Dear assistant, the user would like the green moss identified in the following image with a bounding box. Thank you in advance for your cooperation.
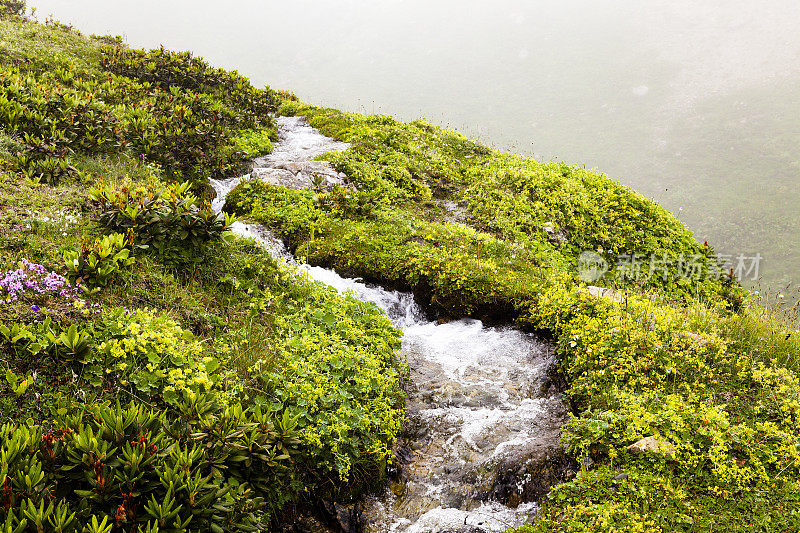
[222,102,800,531]
[0,17,406,529]
[232,127,274,157]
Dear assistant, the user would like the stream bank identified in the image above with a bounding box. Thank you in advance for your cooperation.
[211,116,569,532]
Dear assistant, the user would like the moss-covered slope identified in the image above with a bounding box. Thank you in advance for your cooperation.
[0,11,405,531]
[227,102,800,531]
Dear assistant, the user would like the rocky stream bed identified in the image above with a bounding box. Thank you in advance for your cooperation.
[211,117,569,532]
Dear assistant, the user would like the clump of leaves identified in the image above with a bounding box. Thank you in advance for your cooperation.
[0,398,302,531]
[89,181,235,267]
[100,45,280,130]
[63,232,135,289]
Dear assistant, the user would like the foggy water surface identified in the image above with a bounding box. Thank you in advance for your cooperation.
[29,0,800,290]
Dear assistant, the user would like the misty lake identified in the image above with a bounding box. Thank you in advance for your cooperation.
[30,0,800,293]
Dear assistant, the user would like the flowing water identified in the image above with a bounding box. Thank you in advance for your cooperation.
[210,117,567,532]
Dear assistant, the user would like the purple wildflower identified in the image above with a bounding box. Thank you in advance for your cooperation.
[0,260,81,305]
[31,305,40,312]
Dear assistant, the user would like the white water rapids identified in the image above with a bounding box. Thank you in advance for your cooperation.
[210,116,566,532]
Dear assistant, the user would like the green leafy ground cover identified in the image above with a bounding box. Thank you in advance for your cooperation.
[0,8,405,532]
[3,2,800,531]
[227,102,800,531]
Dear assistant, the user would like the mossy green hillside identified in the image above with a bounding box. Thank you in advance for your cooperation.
[3,4,800,532]
[0,11,405,531]
[227,102,800,531]
[0,13,282,189]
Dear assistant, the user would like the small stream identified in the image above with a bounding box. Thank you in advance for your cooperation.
[210,117,567,533]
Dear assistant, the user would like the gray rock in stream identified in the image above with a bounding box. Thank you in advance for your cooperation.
[250,161,348,191]
[249,168,313,189]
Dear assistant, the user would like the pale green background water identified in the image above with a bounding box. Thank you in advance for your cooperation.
[29,0,800,292]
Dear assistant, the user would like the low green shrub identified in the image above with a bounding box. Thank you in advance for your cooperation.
[224,180,320,244]
[281,101,491,203]
[231,128,274,158]
[0,65,122,183]
[0,398,301,531]
[518,282,800,530]
[0,0,25,18]
[89,181,235,266]
[89,308,220,402]
[63,232,135,289]
[278,101,744,306]
[0,306,218,403]
[249,265,406,490]
[462,155,743,303]
[226,179,561,317]
[0,318,88,362]
[1,34,279,186]
[100,45,279,131]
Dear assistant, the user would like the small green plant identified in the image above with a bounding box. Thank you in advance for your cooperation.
[57,323,92,363]
[4,369,30,397]
[63,232,135,289]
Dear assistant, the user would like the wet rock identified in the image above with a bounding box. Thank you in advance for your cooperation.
[319,501,360,533]
[443,200,469,225]
[542,222,567,244]
[334,503,360,533]
[270,160,349,189]
[627,435,676,458]
[581,285,626,304]
[472,396,572,506]
[250,167,313,189]
[613,472,630,481]
[276,515,328,533]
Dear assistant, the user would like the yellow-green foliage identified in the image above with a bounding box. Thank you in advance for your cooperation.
[521,283,800,531]
[232,128,274,157]
[227,180,562,317]
[281,100,492,202]
[229,103,799,530]
[253,266,405,484]
[0,18,408,527]
[278,101,744,305]
[92,308,217,403]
